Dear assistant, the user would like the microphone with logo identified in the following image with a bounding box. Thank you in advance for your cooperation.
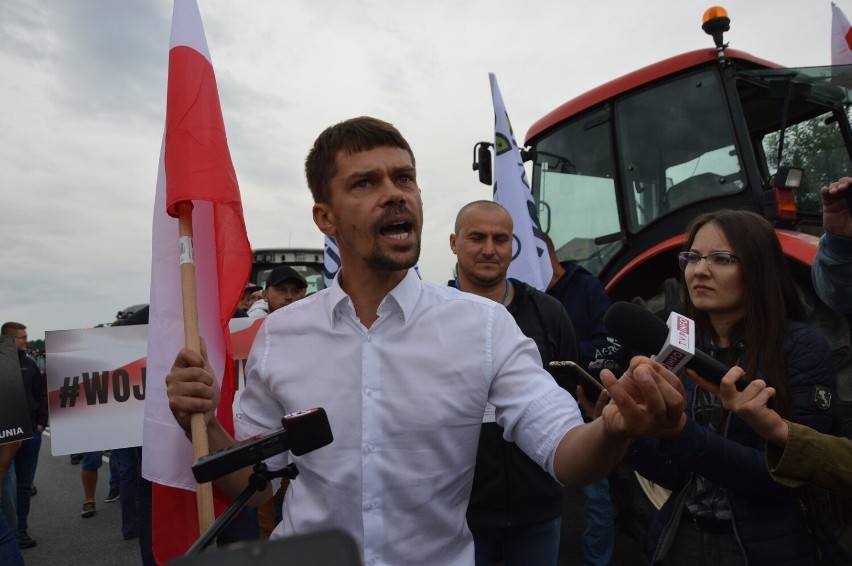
[185,408,333,555]
[603,301,749,391]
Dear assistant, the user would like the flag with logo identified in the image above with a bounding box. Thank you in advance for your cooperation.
[832,2,852,64]
[489,73,552,290]
[141,0,252,562]
[323,235,341,288]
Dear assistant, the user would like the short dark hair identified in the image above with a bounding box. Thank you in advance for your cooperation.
[1,321,26,336]
[304,116,415,204]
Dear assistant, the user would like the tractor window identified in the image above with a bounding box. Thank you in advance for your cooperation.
[759,110,852,214]
[616,69,743,232]
[738,66,852,217]
[531,108,620,276]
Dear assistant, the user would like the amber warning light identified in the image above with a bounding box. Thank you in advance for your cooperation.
[702,6,731,61]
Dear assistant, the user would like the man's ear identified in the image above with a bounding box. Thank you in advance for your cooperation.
[313,203,336,238]
[449,233,458,254]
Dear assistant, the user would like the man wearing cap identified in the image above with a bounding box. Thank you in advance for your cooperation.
[238,283,263,313]
[247,266,308,317]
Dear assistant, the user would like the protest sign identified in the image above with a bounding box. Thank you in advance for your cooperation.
[46,317,262,455]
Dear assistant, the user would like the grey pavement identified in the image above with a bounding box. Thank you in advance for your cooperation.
[19,432,140,566]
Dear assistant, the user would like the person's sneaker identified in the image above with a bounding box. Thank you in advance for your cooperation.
[81,500,96,518]
[16,531,36,549]
[105,486,120,503]
[30,483,37,496]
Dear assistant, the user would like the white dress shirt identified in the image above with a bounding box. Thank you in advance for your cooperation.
[235,268,583,566]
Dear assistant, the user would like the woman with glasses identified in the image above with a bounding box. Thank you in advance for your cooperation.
[624,209,841,566]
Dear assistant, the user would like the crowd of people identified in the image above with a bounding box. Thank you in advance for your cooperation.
[2,116,851,566]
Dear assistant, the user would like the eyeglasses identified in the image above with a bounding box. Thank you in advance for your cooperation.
[678,251,739,271]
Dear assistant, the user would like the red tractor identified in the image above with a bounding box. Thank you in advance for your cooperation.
[474,6,852,547]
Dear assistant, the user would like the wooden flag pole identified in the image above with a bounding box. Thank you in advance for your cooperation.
[176,201,215,534]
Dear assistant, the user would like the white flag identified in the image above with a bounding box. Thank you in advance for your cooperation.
[489,73,552,291]
[832,2,852,64]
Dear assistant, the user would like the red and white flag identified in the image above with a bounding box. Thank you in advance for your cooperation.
[141,0,252,562]
[489,73,552,291]
[832,2,852,64]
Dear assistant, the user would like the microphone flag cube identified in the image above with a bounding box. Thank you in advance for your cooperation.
[654,312,695,373]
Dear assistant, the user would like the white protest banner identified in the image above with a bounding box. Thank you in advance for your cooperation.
[45,317,262,455]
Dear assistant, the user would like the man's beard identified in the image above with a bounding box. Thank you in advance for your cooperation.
[364,238,421,271]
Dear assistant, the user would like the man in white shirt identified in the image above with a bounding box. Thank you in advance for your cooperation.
[166,116,686,565]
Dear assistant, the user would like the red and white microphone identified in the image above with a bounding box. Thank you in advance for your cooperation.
[655,311,695,373]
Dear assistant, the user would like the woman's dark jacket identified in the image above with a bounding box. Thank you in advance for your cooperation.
[625,321,839,565]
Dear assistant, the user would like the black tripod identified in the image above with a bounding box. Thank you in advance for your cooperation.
[184,462,299,556]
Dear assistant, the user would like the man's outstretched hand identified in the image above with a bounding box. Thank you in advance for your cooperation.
[600,356,686,440]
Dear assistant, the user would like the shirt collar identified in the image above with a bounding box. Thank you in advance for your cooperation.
[327,268,421,327]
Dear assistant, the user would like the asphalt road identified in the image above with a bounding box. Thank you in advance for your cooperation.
[19,432,140,566]
[18,431,643,566]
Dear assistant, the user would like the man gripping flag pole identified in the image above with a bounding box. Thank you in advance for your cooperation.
[489,73,552,291]
[142,0,252,562]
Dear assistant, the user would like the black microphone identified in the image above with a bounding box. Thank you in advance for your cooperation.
[603,301,748,391]
[192,407,333,483]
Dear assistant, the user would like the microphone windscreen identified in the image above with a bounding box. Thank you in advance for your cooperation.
[284,408,334,456]
[603,301,668,356]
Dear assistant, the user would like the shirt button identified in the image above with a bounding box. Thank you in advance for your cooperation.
[370,557,378,564]
[370,501,377,509]
[368,443,374,452]
[367,334,373,342]
[365,388,372,396]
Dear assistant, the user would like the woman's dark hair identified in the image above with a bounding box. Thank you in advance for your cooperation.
[682,209,805,419]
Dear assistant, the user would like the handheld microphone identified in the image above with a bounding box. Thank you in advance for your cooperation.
[192,407,333,483]
[603,301,748,391]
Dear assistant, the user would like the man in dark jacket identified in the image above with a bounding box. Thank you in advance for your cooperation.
[450,201,579,566]
[543,235,623,566]
[1,322,47,550]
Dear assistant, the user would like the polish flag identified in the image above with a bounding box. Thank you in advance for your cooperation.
[489,73,552,291]
[141,1,252,563]
[832,2,852,65]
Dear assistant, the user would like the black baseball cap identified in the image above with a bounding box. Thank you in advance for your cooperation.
[244,282,262,294]
[266,266,308,289]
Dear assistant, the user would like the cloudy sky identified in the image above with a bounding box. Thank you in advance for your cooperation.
[0,0,839,340]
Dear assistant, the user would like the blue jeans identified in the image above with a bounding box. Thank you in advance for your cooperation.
[13,430,41,534]
[0,505,23,566]
[1,466,16,532]
[471,517,561,566]
[81,450,103,472]
[113,448,140,538]
[109,451,120,491]
[582,478,615,566]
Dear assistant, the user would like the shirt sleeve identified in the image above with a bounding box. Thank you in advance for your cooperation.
[487,306,584,480]
[767,420,852,494]
[234,323,291,475]
[812,230,852,314]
